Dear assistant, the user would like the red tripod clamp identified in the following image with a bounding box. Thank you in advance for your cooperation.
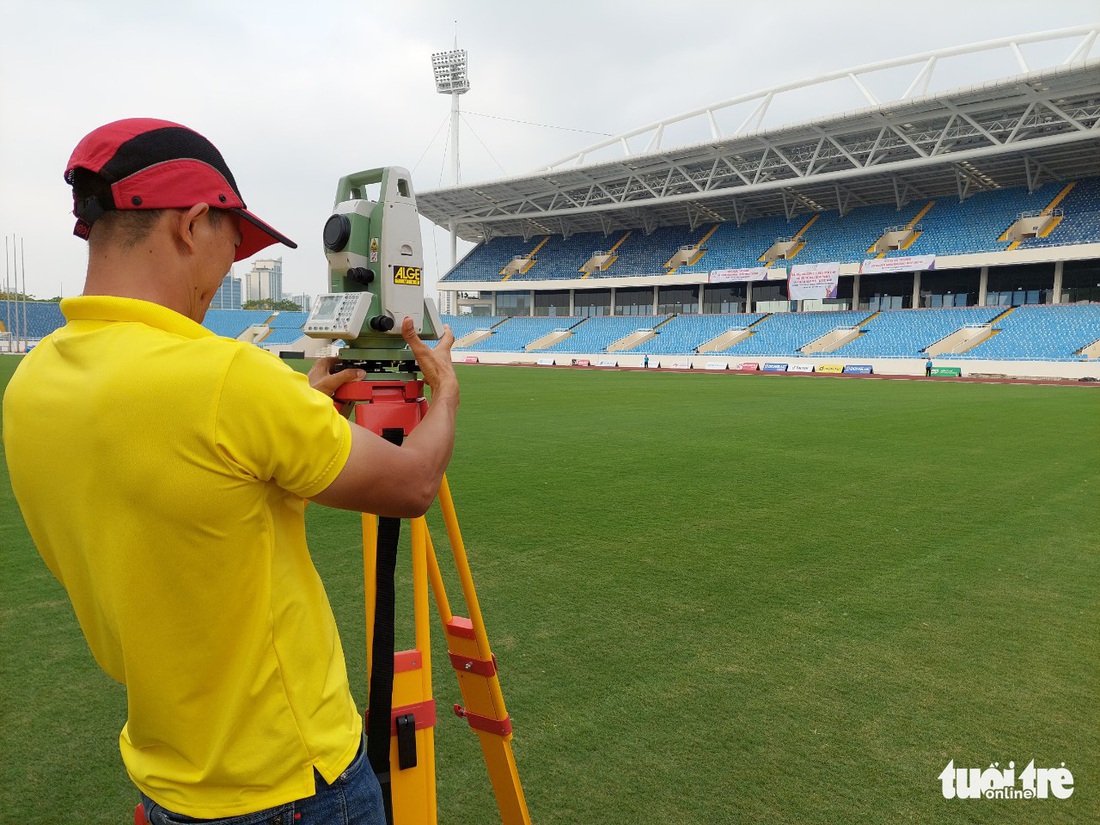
[334,378,428,435]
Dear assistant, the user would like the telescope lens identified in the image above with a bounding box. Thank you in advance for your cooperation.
[323,214,352,252]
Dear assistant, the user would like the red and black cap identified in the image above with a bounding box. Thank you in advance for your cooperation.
[65,118,296,262]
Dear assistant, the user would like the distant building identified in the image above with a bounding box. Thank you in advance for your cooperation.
[437,290,454,315]
[212,272,242,309]
[245,258,283,303]
[287,293,312,311]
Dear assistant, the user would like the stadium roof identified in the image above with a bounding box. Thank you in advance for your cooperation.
[418,26,1100,244]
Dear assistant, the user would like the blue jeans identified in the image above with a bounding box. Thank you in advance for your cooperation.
[140,739,385,825]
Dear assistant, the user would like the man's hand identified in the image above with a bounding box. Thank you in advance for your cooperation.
[401,317,458,406]
[308,357,365,398]
[310,318,461,517]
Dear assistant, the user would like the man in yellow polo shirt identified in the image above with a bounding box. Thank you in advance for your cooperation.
[2,119,459,825]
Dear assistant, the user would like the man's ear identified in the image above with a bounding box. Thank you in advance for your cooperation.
[174,203,211,254]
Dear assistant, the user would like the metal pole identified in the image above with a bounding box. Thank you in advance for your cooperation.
[21,237,29,350]
[450,91,461,186]
[4,235,11,352]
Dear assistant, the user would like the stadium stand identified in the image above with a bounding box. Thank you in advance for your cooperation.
[633,313,766,355]
[463,316,583,352]
[444,314,506,340]
[254,312,309,348]
[505,233,613,280]
[832,307,1003,358]
[539,315,671,353]
[3,302,1097,367]
[0,301,65,339]
[952,304,1100,361]
[444,236,540,281]
[441,177,1100,282]
[1019,177,1100,250]
[677,214,809,273]
[897,184,1063,257]
[723,310,873,357]
[202,309,273,338]
[598,226,705,278]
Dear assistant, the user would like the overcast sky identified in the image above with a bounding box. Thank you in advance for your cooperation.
[1,1,1096,302]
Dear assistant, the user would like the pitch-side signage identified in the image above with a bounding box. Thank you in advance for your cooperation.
[709,266,785,283]
[536,358,555,366]
[788,363,815,373]
[843,364,874,374]
[762,362,789,372]
[817,364,844,373]
[737,362,760,371]
[788,262,841,299]
[859,255,936,274]
[704,361,727,370]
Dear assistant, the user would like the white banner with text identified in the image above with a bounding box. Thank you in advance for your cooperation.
[860,255,936,274]
[787,262,841,300]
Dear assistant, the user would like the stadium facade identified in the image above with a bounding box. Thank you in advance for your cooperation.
[417,26,1100,380]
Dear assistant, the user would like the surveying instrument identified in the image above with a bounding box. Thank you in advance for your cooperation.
[305,167,530,824]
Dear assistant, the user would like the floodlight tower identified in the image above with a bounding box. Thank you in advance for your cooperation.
[431,40,470,285]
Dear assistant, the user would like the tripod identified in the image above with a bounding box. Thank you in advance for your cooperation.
[339,375,531,825]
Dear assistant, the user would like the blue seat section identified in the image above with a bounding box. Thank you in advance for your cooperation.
[259,312,311,347]
[895,185,1059,257]
[634,313,765,354]
[591,226,703,278]
[510,232,622,280]
[798,203,922,264]
[833,307,1003,357]
[464,316,584,352]
[202,309,273,338]
[1020,178,1100,249]
[540,315,670,353]
[724,310,873,356]
[261,328,308,346]
[440,314,506,339]
[0,301,66,338]
[269,311,310,329]
[953,305,1100,361]
[678,215,796,273]
[441,236,541,282]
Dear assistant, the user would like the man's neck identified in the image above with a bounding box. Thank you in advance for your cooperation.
[83,243,206,322]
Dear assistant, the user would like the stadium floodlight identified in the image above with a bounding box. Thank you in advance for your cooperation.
[431,43,471,291]
[431,49,470,95]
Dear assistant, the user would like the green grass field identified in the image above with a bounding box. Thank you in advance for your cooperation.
[2,359,1098,824]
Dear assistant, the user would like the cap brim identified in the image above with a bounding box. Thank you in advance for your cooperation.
[232,208,297,261]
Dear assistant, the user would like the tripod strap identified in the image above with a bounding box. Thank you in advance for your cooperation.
[365,426,405,825]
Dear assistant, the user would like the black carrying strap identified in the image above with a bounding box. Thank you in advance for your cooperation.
[365,426,405,825]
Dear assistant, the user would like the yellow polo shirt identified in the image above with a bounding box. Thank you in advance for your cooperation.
[3,296,361,818]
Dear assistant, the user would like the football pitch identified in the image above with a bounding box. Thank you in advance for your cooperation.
[1,360,1097,824]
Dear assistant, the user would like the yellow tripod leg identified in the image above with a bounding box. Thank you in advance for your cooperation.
[363,513,439,825]
[432,476,532,825]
